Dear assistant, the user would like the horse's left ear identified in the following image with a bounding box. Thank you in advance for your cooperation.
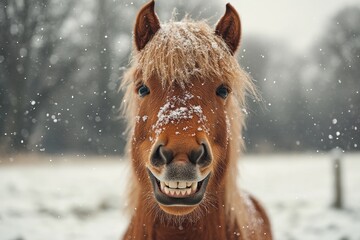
[134,0,161,51]
[215,3,241,55]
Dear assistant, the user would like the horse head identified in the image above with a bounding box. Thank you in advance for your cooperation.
[124,0,248,217]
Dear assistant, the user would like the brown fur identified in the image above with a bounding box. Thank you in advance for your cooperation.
[215,3,242,54]
[134,1,160,51]
[120,2,272,239]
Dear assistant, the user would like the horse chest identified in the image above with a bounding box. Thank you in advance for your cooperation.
[151,226,225,240]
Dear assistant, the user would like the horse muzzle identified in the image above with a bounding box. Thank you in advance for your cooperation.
[147,138,212,206]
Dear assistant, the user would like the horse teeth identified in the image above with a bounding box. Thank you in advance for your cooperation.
[178,182,186,189]
[169,181,177,188]
[186,188,191,195]
[191,182,198,192]
[161,180,198,196]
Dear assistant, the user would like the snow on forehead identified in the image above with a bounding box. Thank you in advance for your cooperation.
[137,19,240,87]
[150,91,209,138]
[159,21,216,49]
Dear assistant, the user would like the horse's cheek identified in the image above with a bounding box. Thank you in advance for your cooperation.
[212,114,227,146]
[132,121,152,162]
[135,124,147,142]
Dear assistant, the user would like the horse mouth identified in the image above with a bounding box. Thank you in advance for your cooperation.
[160,180,199,198]
[147,169,210,206]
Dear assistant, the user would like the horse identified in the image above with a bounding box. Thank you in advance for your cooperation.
[120,1,272,239]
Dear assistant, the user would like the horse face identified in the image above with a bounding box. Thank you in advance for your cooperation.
[130,1,241,216]
[133,78,231,215]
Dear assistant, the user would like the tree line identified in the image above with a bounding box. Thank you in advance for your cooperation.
[0,0,359,155]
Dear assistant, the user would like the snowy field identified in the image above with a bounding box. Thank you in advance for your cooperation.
[0,153,359,240]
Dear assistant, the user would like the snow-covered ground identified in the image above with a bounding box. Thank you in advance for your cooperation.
[0,153,359,240]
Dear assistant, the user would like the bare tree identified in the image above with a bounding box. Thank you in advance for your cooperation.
[0,0,78,152]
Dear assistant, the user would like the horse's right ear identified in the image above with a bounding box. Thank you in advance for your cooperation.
[134,0,160,51]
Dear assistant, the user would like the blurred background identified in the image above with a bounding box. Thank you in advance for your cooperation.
[1,0,359,155]
[0,0,359,240]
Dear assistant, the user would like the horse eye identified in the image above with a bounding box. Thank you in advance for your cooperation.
[216,85,229,99]
[138,84,150,97]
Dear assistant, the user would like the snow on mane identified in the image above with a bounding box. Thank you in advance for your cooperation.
[139,20,238,88]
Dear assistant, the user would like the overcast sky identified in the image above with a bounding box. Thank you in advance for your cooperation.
[228,0,360,52]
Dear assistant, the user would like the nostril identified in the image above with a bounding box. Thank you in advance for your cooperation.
[189,143,212,166]
[151,145,173,166]
[159,146,173,165]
